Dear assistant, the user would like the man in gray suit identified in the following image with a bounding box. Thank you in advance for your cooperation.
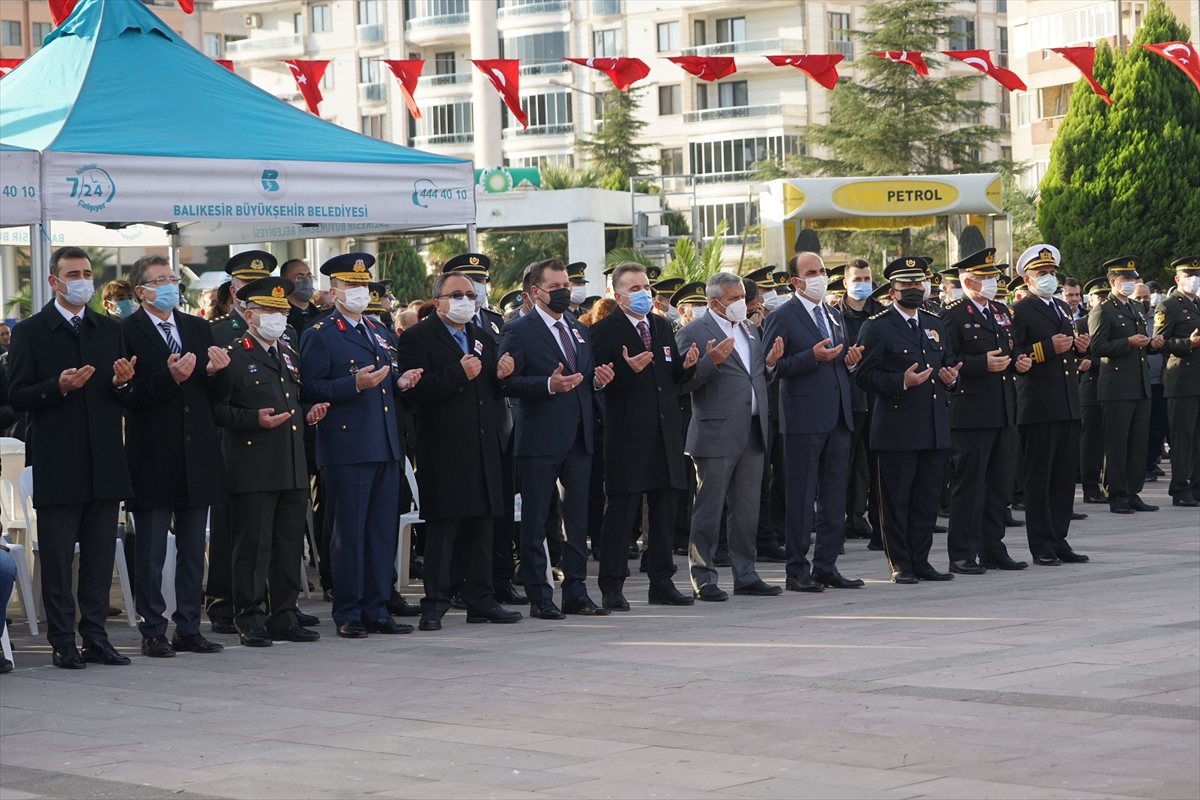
[676,273,785,600]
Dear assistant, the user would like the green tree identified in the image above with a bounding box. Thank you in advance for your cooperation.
[664,220,727,283]
[377,240,430,303]
[580,87,655,187]
[1003,173,1042,256]
[957,224,986,259]
[484,230,569,293]
[1038,1,1200,283]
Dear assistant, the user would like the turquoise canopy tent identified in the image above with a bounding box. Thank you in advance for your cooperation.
[0,0,475,307]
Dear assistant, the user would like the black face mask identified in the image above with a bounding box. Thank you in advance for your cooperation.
[896,288,925,310]
[1139,300,1150,314]
[543,287,572,314]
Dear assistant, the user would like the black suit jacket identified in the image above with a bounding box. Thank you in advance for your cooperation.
[1011,295,1082,424]
[119,308,231,508]
[589,311,694,494]
[476,306,515,452]
[943,298,1018,429]
[8,302,133,507]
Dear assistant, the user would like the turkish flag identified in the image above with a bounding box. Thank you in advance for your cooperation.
[1141,42,1200,95]
[472,59,526,128]
[215,59,234,72]
[564,57,650,91]
[0,58,22,77]
[766,55,844,90]
[667,56,737,82]
[870,51,929,77]
[1050,47,1112,104]
[943,50,1027,91]
[48,0,75,26]
[383,59,424,119]
[282,59,329,115]
[178,0,194,12]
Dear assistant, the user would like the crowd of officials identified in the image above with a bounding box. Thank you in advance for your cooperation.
[0,241,1197,673]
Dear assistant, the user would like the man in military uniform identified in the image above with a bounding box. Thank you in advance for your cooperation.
[565,262,590,318]
[854,257,961,584]
[1089,256,1162,514]
[651,278,685,330]
[940,268,963,306]
[213,277,327,647]
[205,250,275,634]
[1078,278,1110,504]
[942,249,1029,574]
[1154,256,1200,506]
[300,253,423,639]
[1011,245,1089,565]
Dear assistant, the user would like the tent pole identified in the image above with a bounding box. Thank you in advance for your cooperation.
[1006,213,1013,268]
[466,223,478,253]
[30,220,50,312]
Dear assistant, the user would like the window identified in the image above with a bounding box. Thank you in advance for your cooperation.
[1000,89,1011,129]
[1038,84,1073,118]
[359,57,380,84]
[1,20,21,47]
[320,67,334,90]
[718,80,747,108]
[656,21,679,53]
[358,0,380,25]
[594,28,620,57]
[996,0,1007,12]
[699,202,757,237]
[1000,145,1012,162]
[203,33,222,58]
[501,31,568,65]
[715,17,745,44]
[660,148,684,175]
[948,17,976,50]
[311,4,332,33]
[689,136,801,182]
[593,0,620,14]
[435,51,456,74]
[418,100,473,137]
[1016,92,1030,127]
[517,90,573,128]
[361,114,386,139]
[693,20,706,47]
[294,13,303,34]
[32,22,52,48]
[828,12,852,60]
[696,83,708,110]
[658,84,681,115]
[997,26,1009,68]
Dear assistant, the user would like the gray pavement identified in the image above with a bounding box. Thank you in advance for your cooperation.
[2,476,1197,800]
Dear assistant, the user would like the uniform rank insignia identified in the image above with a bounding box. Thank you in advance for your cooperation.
[247,363,258,373]
[231,319,241,330]
[491,322,500,333]
[925,328,939,343]
[242,336,254,350]
[335,318,347,332]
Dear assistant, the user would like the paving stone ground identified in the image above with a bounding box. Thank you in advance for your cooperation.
[1,475,1197,800]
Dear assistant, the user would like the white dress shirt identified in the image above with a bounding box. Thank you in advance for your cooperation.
[795,293,835,342]
[53,298,84,324]
[710,312,759,415]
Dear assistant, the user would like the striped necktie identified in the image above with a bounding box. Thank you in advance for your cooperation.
[159,322,181,355]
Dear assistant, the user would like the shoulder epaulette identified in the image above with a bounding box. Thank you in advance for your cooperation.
[868,308,889,320]
[224,341,237,351]
[943,298,964,310]
[209,315,227,324]
[311,322,324,330]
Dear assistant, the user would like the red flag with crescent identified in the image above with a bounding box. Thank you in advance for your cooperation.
[766,55,844,90]
[282,59,329,115]
[472,59,526,128]
[1140,42,1200,95]
[383,59,424,119]
[943,50,1027,91]
[0,58,22,77]
[563,58,650,91]
[667,56,737,82]
[870,51,929,77]
[1050,47,1111,104]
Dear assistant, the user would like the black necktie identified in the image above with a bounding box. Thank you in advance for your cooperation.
[268,346,277,363]
[554,320,577,374]
[357,323,374,349]
[70,315,82,335]
[159,322,181,355]
[908,318,919,334]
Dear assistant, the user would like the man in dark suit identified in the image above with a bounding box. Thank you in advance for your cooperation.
[281,259,322,333]
[1010,245,1090,565]
[1156,256,1200,506]
[589,263,699,610]
[764,252,866,591]
[394,271,524,631]
[118,255,231,658]
[215,277,328,647]
[301,253,422,639]
[1078,278,1108,504]
[855,257,961,584]
[942,249,1029,574]
[8,246,134,668]
[1089,256,1162,514]
[500,259,615,618]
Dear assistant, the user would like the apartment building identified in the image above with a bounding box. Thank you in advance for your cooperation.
[1007,0,1199,191]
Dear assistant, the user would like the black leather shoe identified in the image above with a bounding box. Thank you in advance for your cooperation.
[530,601,565,619]
[1144,471,1158,483]
[694,584,728,601]
[628,545,640,560]
[648,585,694,605]
[812,569,865,589]
[270,624,321,642]
[867,540,884,551]
[335,621,368,639]
[1174,496,1200,507]
[172,633,224,653]
[603,592,630,611]
[52,645,86,670]
[785,575,825,592]
[240,627,274,647]
[450,594,468,610]
[891,571,919,584]
[1057,549,1089,563]
[493,582,528,605]
[364,617,414,634]
[322,589,335,602]
[1129,497,1159,512]
[1110,502,1135,514]
[915,568,954,581]
[82,640,131,665]
[387,596,423,617]
[712,550,733,567]
[1071,510,1088,520]
[210,619,236,635]
[1083,492,1107,504]
[756,544,788,562]
[733,579,784,596]
[562,598,611,616]
[141,635,175,658]
[418,614,442,631]
[0,658,12,674]
[1004,510,1025,527]
[932,524,948,533]
[980,554,1028,570]
[672,546,688,556]
[949,560,986,575]
[1153,465,1166,476]
[467,605,523,624]
[294,608,320,627]
[1033,554,1062,566]
[1011,501,1026,511]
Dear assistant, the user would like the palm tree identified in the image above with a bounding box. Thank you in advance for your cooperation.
[3,281,31,320]
[664,219,727,283]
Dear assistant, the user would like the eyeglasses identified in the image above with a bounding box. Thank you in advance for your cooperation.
[438,291,478,301]
[142,276,181,287]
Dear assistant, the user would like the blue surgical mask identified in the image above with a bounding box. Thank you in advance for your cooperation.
[1033,274,1058,297]
[626,289,653,316]
[847,282,873,301]
[146,282,179,312]
[57,278,94,307]
[113,298,137,318]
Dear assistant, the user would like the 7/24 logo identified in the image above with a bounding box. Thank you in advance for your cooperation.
[66,164,116,213]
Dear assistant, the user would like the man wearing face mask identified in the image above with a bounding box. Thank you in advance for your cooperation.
[765,252,868,590]
[1155,256,1200,506]
[1089,257,1163,515]
[282,259,321,334]
[301,253,424,639]
[565,262,591,318]
[1010,245,1090,565]
[650,278,684,330]
[854,257,962,584]
[102,280,136,320]
[1078,278,1109,505]
[1135,282,1169,485]
[942,249,1030,575]
[118,254,232,657]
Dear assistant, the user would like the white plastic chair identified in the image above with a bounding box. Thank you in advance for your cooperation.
[1,539,38,636]
[0,451,28,539]
[1,624,12,666]
[396,458,423,589]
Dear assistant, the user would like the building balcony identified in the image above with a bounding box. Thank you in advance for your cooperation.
[413,132,474,147]
[680,37,804,57]
[519,61,571,77]
[356,23,384,45]
[591,0,620,16]
[225,32,304,61]
[358,82,387,104]
[682,103,804,123]
[405,13,470,46]
[503,123,575,139]
[417,72,473,88]
[497,1,569,20]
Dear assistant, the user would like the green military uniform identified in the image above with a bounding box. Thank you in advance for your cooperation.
[212,276,316,645]
[1088,257,1156,513]
[1155,256,1200,505]
[1078,278,1110,503]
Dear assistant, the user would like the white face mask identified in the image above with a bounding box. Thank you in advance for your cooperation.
[473,280,488,310]
[800,275,828,302]
[718,298,747,323]
[445,296,476,325]
[1149,292,1163,307]
[922,281,932,301]
[763,291,783,310]
[946,287,962,302]
[338,286,370,314]
[1181,275,1200,296]
[1117,280,1138,299]
[691,306,707,321]
[253,311,287,342]
[570,285,587,305]
[978,278,999,300]
[57,278,95,307]
[666,305,680,323]
[1032,273,1058,297]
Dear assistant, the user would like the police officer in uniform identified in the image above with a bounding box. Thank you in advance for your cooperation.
[854,257,961,584]
[566,262,590,318]
[1078,277,1110,504]
[942,249,1028,574]
[1154,256,1200,505]
[300,253,423,638]
[1089,256,1162,514]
